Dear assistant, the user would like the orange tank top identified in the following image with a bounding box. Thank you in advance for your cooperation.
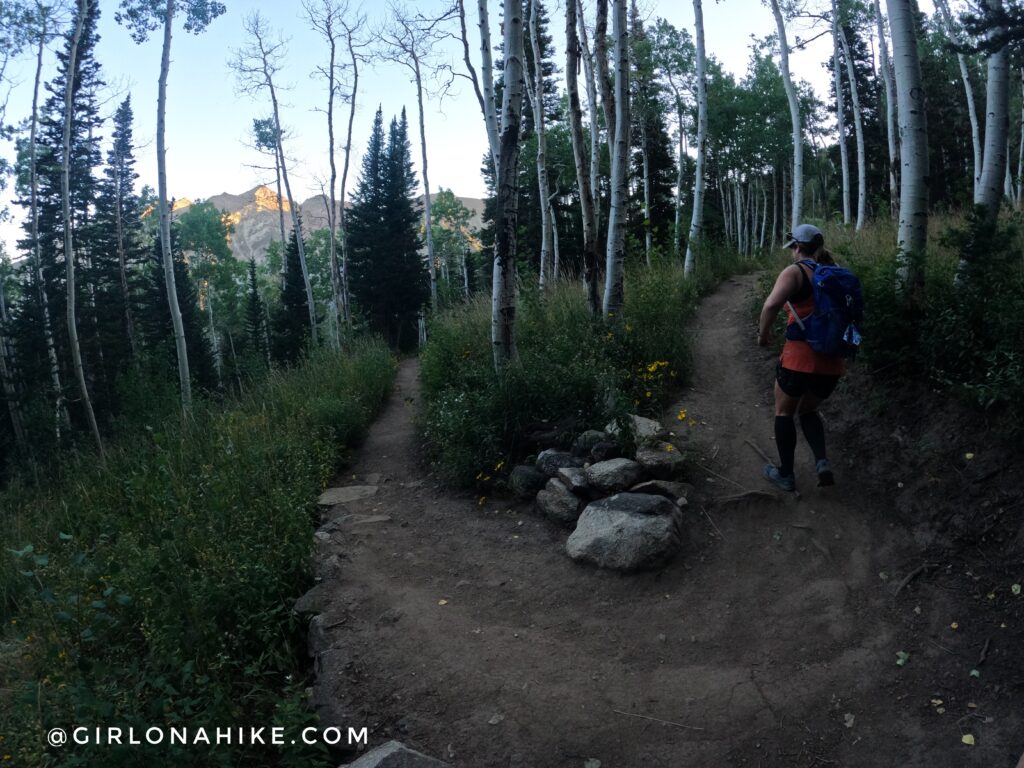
[779,264,846,376]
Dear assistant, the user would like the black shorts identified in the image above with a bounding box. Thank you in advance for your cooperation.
[775,363,840,400]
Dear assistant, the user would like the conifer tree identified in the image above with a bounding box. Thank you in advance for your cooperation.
[137,227,217,391]
[271,221,312,366]
[348,107,428,351]
[91,95,144,383]
[245,258,270,368]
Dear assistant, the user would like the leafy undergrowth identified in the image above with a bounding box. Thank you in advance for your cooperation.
[421,248,759,486]
[0,341,395,767]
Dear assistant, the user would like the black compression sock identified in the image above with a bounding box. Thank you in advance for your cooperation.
[774,416,797,477]
[800,412,827,462]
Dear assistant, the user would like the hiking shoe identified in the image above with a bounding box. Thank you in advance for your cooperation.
[762,463,796,492]
[816,458,835,487]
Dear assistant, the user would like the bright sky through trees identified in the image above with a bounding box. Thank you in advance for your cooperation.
[0,0,934,250]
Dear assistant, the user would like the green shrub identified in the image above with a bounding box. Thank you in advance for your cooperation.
[0,339,395,767]
[421,247,755,485]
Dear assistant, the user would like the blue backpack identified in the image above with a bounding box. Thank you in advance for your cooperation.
[785,259,864,358]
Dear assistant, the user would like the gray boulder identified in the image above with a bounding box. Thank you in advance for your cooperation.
[557,466,590,495]
[585,458,644,492]
[536,448,585,477]
[572,429,608,457]
[604,414,664,441]
[635,441,686,480]
[509,465,547,498]
[535,479,583,525]
[341,740,450,767]
[566,493,682,571]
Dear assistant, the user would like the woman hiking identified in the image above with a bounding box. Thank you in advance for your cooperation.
[757,223,843,491]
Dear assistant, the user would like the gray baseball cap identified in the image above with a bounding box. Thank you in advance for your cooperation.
[783,223,824,248]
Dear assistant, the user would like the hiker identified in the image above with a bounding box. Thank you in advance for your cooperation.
[756,223,844,491]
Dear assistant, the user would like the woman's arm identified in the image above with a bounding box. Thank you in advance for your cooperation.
[758,266,800,346]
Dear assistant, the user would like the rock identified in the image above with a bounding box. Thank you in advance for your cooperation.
[604,414,664,441]
[572,430,608,457]
[566,493,682,571]
[535,449,585,477]
[341,740,450,767]
[294,583,329,615]
[557,467,590,495]
[585,458,644,493]
[630,480,692,507]
[509,465,547,498]
[590,441,622,463]
[319,485,378,506]
[634,442,686,480]
[535,479,583,525]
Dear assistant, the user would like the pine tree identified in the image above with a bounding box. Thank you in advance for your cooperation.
[90,96,145,390]
[245,258,270,368]
[137,227,217,391]
[271,221,312,366]
[12,0,104,432]
[348,107,428,351]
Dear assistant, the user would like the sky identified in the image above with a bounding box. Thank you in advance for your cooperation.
[0,0,934,252]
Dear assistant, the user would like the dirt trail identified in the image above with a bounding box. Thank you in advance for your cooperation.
[309,274,1020,767]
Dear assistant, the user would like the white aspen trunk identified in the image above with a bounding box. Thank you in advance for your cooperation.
[737,180,745,256]
[29,16,69,432]
[206,285,222,387]
[550,192,561,279]
[577,1,601,234]
[476,0,501,170]
[674,107,685,258]
[411,54,438,309]
[838,23,867,230]
[760,179,769,248]
[1018,70,1024,209]
[975,0,1009,218]
[684,0,708,277]
[772,167,779,246]
[770,0,802,228]
[492,0,525,372]
[273,140,286,279]
[527,0,553,291]
[339,23,361,329]
[887,0,928,285]
[781,165,788,234]
[567,0,600,314]
[63,0,103,454]
[874,0,899,214]
[832,0,851,226]
[266,73,318,344]
[595,0,615,149]
[642,123,652,262]
[602,0,629,318]
[322,9,342,349]
[462,246,470,297]
[1006,136,1015,201]
[935,0,982,197]
[721,179,732,244]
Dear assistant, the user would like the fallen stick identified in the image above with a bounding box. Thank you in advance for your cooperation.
[894,563,937,597]
[612,709,705,731]
[695,463,747,490]
[700,505,726,541]
[716,490,781,505]
[744,438,773,464]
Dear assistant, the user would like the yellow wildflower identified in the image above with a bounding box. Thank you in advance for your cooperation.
[645,391,652,398]
[477,496,486,506]
[495,460,505,471]
[676,408,688,421]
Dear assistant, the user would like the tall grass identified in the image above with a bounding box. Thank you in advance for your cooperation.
[0,340,395,767]
[420,246,756,485]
